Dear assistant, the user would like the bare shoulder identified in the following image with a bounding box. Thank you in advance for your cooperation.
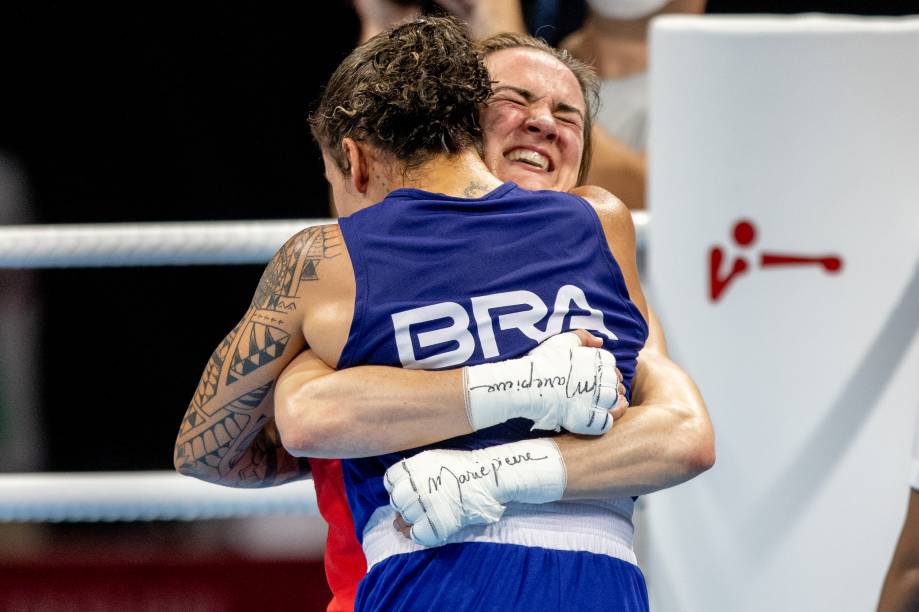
[570,185,648,321]
[251,223,349,313]
[569,185,636,244]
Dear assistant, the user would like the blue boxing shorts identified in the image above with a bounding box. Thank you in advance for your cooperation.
[355,541,648,611]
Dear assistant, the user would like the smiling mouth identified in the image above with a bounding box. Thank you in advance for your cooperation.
[505,149,551,172]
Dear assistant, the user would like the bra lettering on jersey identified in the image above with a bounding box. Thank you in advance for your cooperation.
[392,284,618,368]
[392,302,476,369]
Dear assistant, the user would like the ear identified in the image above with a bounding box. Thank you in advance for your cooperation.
[341,138,370,195]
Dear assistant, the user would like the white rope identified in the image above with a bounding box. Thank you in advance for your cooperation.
[0,471,318,522]
[634,211,648,250]
[0,213,649,268]
[0,219,326,268]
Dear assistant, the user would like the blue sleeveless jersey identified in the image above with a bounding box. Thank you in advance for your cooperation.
[337,182,648,541]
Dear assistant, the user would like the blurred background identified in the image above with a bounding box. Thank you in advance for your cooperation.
[0,1,916,610]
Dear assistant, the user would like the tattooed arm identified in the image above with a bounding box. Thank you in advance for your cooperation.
[173,224,344,488]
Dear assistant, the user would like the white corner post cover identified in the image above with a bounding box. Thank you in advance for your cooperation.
[645,14,919,612]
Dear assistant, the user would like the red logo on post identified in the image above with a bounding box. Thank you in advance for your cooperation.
[709,220,843,302]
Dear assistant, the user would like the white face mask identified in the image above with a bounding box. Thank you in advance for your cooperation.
[587,0,671,20]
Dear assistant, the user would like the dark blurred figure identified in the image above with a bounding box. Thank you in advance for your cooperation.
[878,416,919,612]
[0,153,43,472]
[523,0,589,46]
[559,1,706,210]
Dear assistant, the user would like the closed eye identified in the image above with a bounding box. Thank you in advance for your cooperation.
[556,113,582,127]
[492,86,533,107]
[555,103,584,128]
[494,95,527,107]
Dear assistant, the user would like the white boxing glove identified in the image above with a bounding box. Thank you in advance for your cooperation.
[384,439,566,547]
[464,332,618,435]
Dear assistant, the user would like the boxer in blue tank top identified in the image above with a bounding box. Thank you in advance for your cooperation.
[176,16,713,612]
[335,182,650,611]
[276,17,658,610]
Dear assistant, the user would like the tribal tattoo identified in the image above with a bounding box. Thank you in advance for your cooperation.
[176,225,339,485]
[230,418,312,486]
[190,321,240,411]
[226,321,291,385]
[252,225,341,313]
[175,381,274,478]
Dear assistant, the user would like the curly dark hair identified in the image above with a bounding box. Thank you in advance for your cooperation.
[310,16,491,173]
[477,33,600,185]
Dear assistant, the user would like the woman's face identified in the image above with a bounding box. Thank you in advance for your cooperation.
[480,48,587,192]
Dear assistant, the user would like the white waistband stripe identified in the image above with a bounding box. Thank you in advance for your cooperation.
[362,498,636,570]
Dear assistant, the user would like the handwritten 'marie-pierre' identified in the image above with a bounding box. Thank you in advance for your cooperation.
[426,451,549,506]
[467,361,599,399]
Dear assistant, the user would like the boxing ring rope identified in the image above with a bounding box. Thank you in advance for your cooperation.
[0,219,327,268]
[0,213,649,268]
[0,472,318,522]
[0,213,649,522]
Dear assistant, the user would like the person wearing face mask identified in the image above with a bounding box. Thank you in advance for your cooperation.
[175,23,713,611]
[352,0,650,210]
[563,0,706,153]
[555,0,706,210]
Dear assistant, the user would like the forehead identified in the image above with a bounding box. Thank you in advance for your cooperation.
[484,48,585,112]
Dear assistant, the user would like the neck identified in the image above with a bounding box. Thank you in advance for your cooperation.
[371,149,505,204]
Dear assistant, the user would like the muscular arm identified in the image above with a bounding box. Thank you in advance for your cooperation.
[280,326,711,500]
[274,350,472,459]
[173,225,342,487]
[276,190,712,496]
[556,308,713,498]
[275,332,618,458]
[878,489,919,612]
[385,190,715,545]
[555,188,714,498]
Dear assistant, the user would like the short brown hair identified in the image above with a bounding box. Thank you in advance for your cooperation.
[310,16,491,173]
[477,33,600,185]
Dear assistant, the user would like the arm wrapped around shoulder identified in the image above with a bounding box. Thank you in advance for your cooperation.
[464,332,619,435]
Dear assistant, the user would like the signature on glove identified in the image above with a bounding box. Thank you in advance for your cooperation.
[426,449,550,498]
[467,359,601,399]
